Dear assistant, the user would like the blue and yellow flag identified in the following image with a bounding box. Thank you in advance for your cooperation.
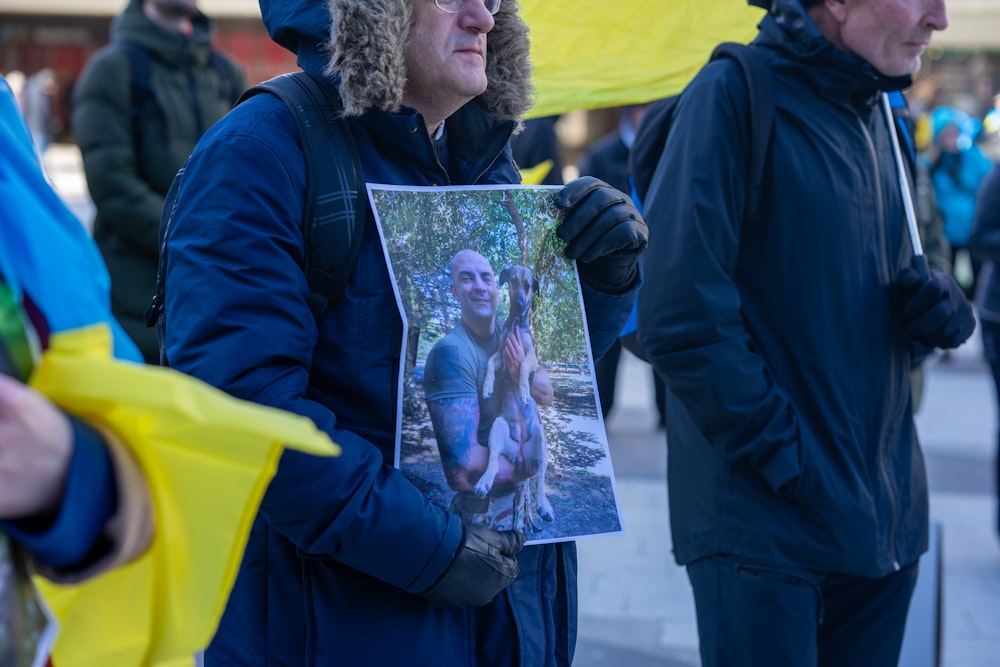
[2,77,339,666]
[523,0,765,117]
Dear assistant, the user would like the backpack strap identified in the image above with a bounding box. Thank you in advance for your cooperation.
[119,41,157,173]
[629,43,775,222]
[237,72,366,321]
[208,50,236,104]
[145,72,365,365]
[710,42,776,222]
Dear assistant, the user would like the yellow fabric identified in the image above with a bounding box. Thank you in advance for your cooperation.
[518,159,555,185]
[29,324,339,667]
[523,0,766,118]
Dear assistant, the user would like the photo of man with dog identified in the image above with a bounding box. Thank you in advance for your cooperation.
[368,184,623,545]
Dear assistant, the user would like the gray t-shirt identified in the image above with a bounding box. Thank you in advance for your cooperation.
[423,320,502,446]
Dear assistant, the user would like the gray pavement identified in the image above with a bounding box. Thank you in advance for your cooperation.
[576,341,1000,667]
[43,143,1000,667]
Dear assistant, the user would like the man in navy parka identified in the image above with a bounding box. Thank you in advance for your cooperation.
[636,0,973,665]
[158,0,646,665]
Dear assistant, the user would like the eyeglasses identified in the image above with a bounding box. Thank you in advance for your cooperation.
[434,0,502,16]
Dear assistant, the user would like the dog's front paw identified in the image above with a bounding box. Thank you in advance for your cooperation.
[474,479,493,498]
[537,496,555,522]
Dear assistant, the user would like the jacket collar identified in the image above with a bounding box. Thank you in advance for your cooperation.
[758,0,912,107]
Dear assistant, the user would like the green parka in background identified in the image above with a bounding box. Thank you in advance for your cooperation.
[72,0,244,362]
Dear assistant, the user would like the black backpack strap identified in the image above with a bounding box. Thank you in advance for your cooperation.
[119,41,157,173]
[208,50,236,104]
[237,72,366,321]
[710,42,775,222]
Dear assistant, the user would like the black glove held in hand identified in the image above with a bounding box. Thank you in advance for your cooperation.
[420,524,524,608]
[554,176,648,294]
[897,255,976,350]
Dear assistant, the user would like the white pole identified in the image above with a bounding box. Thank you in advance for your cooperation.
[882,92,924,257]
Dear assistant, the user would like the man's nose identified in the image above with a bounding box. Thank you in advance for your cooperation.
[923,0,948,31]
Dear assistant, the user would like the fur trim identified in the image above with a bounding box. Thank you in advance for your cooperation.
[324,0,533,121]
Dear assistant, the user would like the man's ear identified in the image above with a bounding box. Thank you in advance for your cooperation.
[820,0,849,24]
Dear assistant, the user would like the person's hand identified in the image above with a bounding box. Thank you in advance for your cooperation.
[0,373,74,519]
[504,328,524,384]
[553,176,648,294]
[420,523,524,608]
[897,255,976,350]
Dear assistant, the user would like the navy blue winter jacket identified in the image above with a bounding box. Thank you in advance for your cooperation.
[636,0,929,577]
[160,1,633,665]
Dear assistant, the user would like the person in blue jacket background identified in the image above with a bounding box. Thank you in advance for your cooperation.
[158,0,646,665]
[928,106,993,300]
[636,0,974,665]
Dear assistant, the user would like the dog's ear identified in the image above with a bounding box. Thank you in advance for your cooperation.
[499,267,510,286]
[532,277,539,294]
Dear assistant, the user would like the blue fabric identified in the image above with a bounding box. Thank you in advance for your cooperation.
[687,555,918,667]
[930,145,992,247]
[0,78,140,362]
[162,7,633,663]
[636,0,928,578]
[0,75,132,569]
[3,419,116,569]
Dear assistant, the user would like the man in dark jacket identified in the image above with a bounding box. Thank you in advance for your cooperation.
[158,0,646,665]
[636,0,972,665]
[72,0,244,362]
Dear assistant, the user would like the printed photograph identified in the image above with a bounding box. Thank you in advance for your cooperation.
[368,184,623,545]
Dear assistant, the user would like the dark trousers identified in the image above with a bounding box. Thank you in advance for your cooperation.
[687,555,919,667]
[980,318,1000,536]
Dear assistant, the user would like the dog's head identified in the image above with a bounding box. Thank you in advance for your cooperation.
[498,265,538,318]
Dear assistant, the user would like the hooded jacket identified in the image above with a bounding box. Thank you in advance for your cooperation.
[72,0,244,362]
[161,1,631,665]
[637,0,929,577]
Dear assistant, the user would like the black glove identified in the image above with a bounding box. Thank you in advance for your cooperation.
[420,524,524,608]
[897,254,976,350]
[554,176,648,294]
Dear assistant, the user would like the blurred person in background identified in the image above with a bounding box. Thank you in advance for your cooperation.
[928,105,993,302]
[72,0,244,362]
[578,103,666,427]
[969,160,1000,544]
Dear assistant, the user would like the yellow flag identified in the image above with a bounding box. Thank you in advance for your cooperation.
[29,325,339,667]
[519,159,555,185]
[523,0,765,117]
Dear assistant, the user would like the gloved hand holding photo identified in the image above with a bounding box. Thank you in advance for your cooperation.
[420,523,524,609]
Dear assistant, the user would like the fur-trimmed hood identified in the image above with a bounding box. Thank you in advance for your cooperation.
[259,0,533,121]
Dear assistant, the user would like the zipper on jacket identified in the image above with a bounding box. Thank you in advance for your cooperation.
[858,107,902,571]
[413,116,452,186]
[473,125,515,185]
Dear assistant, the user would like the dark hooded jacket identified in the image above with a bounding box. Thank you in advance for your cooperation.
[160,0,633,665]
[72,0,244,361]
[636,0,929,577]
